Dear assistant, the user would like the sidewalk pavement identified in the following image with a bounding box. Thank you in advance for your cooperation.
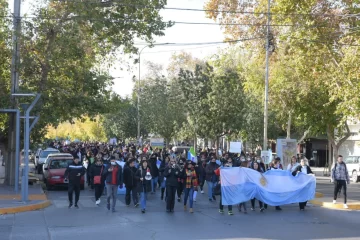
[0,165,51,214]
[310,179,360,210]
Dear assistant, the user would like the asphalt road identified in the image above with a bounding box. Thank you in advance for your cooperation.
[1,180,360,240]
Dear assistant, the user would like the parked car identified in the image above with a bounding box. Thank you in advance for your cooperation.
[345,155,360,183]
[34,148,60,174]
[43,153,84,190]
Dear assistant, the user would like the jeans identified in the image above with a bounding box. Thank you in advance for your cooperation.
[219,196,232,211]
[184,188,194,208]
[94,184,104,201]
[334,180,347,204]
[106,184,117,210]
[151,177,159,193]
[125,186,138,206]
[140,191,147,210]
[160,179,166,188]
[68,182,80,204]
[166,185,177,211]
[207,181,215,199]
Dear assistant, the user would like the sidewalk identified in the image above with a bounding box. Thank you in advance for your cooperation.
[311,179,360,210]
[0,165,51,214]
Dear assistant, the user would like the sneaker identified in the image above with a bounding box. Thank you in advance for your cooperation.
[244,211,248,214]
[212,196,216,201]
[141,209,145,213]
[189,208,193,213]
[260,208,265,212]
[95,200,100,205]
[251,208,255,211]
[184,205,187,211]
[107,203,110,210]
[74,204,79,209]
[112,209,116,213]
[68,203,73,209]
[344,204,348,209]
[275,206,282,211]
[209,198,213,202]
[201,190,204,194]
[333,200,337,204]
[219,209,224,214]
[135,203,139,208]
[228,211,233,215]
[98,199,101,204]
[177,198,181,202]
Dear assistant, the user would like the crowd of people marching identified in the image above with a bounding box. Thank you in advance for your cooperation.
[56,141,351,214]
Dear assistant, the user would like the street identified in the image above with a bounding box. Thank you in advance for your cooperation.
[1,180,360,240]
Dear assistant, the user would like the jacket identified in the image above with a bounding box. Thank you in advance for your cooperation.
[331,162,350,182]
[104,164,123,186]
[123,165,137,187]
[205,162,220,182]
[149,158,159,178]
[292,165,313,176]
[64,161,85,184]
[158,160,167,182]
[164,165,181,187]
[135,167,152,193]
[90,164,106,184]
[197,161,207,179]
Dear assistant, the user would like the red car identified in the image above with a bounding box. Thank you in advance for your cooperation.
[43,154,84,190]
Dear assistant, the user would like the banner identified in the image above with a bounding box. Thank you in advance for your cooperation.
[261,150,272,164]
[187,147,197,163]
[220,167,316,206]
[150,138,164,147]
[276,139,297,168]
[229,142,242,153]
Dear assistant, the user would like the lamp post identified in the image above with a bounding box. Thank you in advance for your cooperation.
[137,43,170,146]
[137,45,149,146]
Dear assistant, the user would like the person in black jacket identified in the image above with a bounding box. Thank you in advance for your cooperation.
[164,158,180,212]
[149,154,159,194]
[135,159,152,213]
[292,159,314,210]
[64,156,85,208]
[159,156,170,200]
[90,155,106,206]
[123,158,139,207]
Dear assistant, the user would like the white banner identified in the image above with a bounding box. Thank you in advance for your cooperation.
[229,142,242,153]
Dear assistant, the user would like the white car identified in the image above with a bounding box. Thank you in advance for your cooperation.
[34,148,60,174]
[345,155,360,183]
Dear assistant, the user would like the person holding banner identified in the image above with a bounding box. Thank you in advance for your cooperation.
[292,159,314,210]
[215,158,233,215]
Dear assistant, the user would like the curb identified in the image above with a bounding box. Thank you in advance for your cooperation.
[0,200,51,214]
[310,192,360,210]
[309,199,360,210]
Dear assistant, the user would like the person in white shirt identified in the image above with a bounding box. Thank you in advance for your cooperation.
[287,156,299,172]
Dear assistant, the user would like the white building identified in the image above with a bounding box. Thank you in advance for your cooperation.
[338,120,360,159]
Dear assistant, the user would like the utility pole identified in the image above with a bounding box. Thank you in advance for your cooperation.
[137,45,149,147]
[263,0,271,151]
[6,0,21,186]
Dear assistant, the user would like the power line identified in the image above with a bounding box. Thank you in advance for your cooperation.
[134,38,263,47]
[0,15,338,28]
[49,0,360,18]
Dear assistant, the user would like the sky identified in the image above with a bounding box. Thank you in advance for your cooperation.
[8,0,227,97]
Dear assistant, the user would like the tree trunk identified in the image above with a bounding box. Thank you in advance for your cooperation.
[286,111,292,139]
[193,135,197,152]
[297,127,311,145]
[326,122,351,170]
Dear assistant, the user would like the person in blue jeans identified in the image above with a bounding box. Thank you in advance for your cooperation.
[205,157,220,202]
[183,160,198,213]
[135,158,152,213]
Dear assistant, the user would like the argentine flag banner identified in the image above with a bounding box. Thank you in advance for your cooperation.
[220,167,316,206]
[187,147,197,163]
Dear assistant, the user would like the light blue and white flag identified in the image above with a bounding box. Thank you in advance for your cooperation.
[220,167,316,206]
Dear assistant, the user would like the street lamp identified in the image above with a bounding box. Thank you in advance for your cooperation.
[137,43,170,146]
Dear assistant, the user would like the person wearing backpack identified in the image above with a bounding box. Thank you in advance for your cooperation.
[331,155,350,209]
